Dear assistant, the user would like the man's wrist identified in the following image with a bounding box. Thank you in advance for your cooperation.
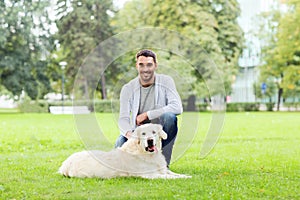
[125,131,132,138]
[144,112,148,120]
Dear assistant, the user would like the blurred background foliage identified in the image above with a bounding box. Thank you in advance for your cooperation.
[254,0,300,109]
[0,0,299,106]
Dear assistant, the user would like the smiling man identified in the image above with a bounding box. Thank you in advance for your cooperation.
[115,49,183,166]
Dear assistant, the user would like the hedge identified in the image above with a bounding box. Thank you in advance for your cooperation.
[283,102,300,110]
[18,100,299,113]
[18,100,120,113]
[226,103,260,112]
[18,99,49,113]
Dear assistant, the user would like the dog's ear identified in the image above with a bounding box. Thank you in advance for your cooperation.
[156,124,167,140]
[132,126,140,138]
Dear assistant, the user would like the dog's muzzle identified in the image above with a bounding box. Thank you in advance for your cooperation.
[145,139,157,152]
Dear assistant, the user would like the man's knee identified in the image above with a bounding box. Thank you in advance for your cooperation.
[160,112,178,146]
[115,135,127,148]
[160,113,178,165]
[159,112,177,129]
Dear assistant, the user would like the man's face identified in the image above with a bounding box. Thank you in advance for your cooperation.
[136,56,157,85]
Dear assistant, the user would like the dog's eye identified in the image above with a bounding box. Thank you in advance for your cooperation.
[142,132,146,135]
[152,131,156,134]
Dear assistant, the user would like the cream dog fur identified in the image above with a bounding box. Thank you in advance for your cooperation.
[59,124,191,179]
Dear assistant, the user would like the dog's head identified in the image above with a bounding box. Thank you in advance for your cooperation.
[133,123,167,153]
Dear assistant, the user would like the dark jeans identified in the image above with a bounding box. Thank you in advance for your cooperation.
[115,112,178,165]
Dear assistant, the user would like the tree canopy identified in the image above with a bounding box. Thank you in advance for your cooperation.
[114,0,244,97]
[275,0,300,99]
[1,0,299,103]
[54,0,115,99]
[256,0,300,106]
[0,0,54,99]
[0,0,245,100]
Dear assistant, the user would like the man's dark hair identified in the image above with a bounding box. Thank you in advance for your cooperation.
[136,49,157,64]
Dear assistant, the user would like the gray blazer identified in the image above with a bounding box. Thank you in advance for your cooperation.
[118,73,183,136]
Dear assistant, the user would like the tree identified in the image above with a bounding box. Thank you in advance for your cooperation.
[256,0,300,110]
[275,0,300,102]
[211,0,244,91]
[0,0,55,99]
[255,8,281,107]
[113,0,243,98]
[55,0,115,99]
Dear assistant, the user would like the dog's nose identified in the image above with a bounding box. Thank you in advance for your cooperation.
[147,139,154,146]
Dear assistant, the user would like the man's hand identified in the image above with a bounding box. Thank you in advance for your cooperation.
[125,131,132,139]
[136,112,148,126]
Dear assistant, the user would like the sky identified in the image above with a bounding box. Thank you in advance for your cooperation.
[114,0,128,9]
[238,0,277,34]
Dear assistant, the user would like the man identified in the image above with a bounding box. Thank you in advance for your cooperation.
[115,49,183,166]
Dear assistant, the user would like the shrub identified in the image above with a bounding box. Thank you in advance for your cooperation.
[226,103,260,112]
[266,103,275,111]
[47,100,120,113]
[18,99,49,113]
[284,102,300,111]
[18,99,121,113]
[47,101,73,109]
[94,100,120,113]
[243,103,260,111]
[197,103,210,112]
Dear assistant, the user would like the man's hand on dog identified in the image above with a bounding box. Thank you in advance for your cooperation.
[125,131,133,139]
[136,112,148,126]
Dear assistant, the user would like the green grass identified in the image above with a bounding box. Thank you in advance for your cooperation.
[0,112,299,199]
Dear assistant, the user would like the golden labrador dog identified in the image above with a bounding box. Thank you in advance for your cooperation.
[59,124,191,179]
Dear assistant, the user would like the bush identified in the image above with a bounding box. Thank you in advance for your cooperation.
[18,99,49,113]
[18,99,121,113]
[48,101,73,107]
[94,100,120,113]
[284,102,300,111]
[266,103,275,111]
[243,103,260,111]
[48,100,120,113]
[182,101,210,112]
[197,103,210,112]
[226,103,260,112]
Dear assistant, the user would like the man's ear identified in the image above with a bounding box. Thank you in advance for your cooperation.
[156,124,167,140]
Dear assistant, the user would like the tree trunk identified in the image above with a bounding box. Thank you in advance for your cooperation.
[277,73,284,111]
[84,78,89,100]
[277,87,283,111]
[100,74,107,99]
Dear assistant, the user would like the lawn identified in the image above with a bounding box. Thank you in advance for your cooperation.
[0,112,299,199]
